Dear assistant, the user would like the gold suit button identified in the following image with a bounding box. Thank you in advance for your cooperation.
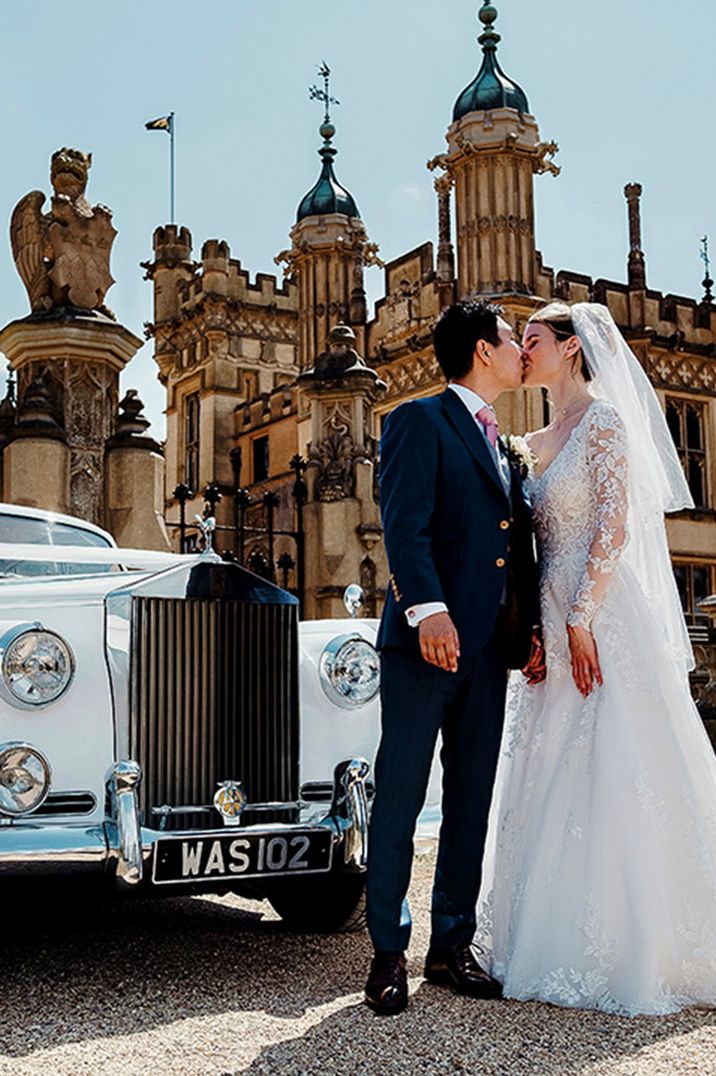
[499,520,510,530]
[495,557,506,569]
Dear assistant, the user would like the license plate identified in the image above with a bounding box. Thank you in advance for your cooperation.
[152,828,334,885]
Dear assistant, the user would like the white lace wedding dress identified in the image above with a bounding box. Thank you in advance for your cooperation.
[476,398,716,1015]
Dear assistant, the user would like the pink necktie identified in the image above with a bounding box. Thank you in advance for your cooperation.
[476,406,500,448]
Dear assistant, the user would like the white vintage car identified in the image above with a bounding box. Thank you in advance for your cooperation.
[0,504,386,931]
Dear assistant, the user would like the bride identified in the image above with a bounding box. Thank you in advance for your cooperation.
[476,300,716,1015]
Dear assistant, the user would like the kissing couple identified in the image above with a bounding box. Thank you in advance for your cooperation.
[365,297,716,1017]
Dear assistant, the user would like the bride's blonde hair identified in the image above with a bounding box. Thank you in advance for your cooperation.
[528,302,592,382]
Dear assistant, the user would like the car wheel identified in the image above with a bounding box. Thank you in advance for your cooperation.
[267,870,366,933]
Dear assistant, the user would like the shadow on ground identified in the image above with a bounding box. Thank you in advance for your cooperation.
[2,883,714,1076]
[0,886,371,1058]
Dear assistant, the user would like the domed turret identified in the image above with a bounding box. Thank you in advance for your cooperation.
[453,1,530,121]
[296,120,360,223]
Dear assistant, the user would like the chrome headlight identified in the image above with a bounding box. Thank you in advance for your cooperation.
[318,633,380,709]
[0,742,51,816]
[1,626,75,707]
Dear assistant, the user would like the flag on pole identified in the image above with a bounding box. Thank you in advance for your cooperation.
[145,112,176,223]
[145,114,172,132]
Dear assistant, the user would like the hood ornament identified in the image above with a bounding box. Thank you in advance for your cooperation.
[195,515,222,563]
[213,780,248,826]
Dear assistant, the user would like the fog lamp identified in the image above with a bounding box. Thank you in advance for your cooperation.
[0,742,51,816]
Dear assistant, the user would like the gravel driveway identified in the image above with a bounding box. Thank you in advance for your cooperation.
[1,850,714,1076]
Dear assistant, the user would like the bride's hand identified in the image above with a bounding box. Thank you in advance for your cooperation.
[567,623,603,697]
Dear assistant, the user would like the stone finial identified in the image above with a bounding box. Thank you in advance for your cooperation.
[10,148,117,316]
[117,389,151,436]
[0,372,16,445]
[106,389,162,453]
[302,324,386,384]
[624,182,646,289]
[477,1,501,49]
[14,372,65,440]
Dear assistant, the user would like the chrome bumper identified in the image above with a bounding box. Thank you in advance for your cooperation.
[0,757,370,885]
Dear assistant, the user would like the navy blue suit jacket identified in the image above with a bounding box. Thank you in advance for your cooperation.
[376,389,540,666]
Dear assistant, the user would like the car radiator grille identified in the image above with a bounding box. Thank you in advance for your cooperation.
[129,596,299,821]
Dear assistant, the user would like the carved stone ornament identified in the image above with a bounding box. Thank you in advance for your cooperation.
[309,427,357,502]
[534,140,561,177]
[10,148,117,314]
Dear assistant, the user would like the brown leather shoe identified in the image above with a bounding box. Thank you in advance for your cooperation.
[365,951,408,1016]
[424,942,503,999]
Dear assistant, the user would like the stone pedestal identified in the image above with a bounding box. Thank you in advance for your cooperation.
[105,448,169,550]
[104,391,170,551]
[4,436,71,514]
[0,314,142,525]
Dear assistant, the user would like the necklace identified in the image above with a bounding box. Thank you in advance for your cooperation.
[551,397,591,422]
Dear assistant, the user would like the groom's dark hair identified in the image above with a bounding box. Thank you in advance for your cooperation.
[433,299,503,380]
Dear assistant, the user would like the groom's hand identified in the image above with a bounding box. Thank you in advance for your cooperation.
[418,612,460,673]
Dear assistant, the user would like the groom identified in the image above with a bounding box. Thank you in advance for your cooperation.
[365,299,543,1015]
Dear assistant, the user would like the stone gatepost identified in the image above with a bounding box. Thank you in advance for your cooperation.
[0,316,142,525]
[0,146,143,527]
[298,324,387,619]
[105,391,170,550]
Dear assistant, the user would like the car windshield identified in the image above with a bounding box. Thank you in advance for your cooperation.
[0,513,115,578]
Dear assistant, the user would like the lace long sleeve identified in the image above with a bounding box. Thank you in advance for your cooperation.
[567,405,629,630]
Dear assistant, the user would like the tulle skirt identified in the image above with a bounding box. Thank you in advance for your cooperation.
[476,568,716,1015]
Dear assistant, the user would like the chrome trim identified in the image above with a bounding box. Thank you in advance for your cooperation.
[0,824,107,875]
[330,758,370,871]
[343,583,364,619]
[130,595,298,818]
[0,757,371,882]
[107,760,143,887]
[151,800,302,817]
[35,790,97,817]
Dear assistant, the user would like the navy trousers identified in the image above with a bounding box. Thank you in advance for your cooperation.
[366,638,507,953]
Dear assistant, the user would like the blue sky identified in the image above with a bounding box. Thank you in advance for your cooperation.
[0,0,712,438]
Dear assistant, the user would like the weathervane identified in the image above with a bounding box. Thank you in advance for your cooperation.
[309,62,340,126]
[700,235,714,303]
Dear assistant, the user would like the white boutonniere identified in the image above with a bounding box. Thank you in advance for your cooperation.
[502,434,536,478]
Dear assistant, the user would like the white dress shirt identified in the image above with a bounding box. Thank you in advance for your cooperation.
[405,383,510,628]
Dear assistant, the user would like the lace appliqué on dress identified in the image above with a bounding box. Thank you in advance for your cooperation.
[566,405,629,630]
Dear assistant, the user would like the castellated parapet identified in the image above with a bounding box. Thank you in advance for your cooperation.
[145,224,300,534]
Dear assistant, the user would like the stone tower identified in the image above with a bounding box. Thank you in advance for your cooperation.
[144,224,298,548]
[278,68,380,368]
[431,1,560,299]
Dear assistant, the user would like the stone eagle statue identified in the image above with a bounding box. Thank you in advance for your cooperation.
[10,148,116,315]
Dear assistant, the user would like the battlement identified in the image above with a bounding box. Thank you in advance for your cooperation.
[236,383,297,430]
[534,256,715,349]
[170,238,297,313]
[201,239,230,263]
[153,225,193,264]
